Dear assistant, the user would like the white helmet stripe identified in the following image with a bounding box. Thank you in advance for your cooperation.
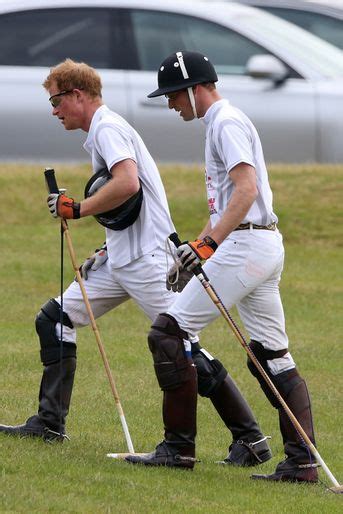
[176,51,198,118]
[176,51,189,79]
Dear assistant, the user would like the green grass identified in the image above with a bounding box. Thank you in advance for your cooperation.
[0,163,342,513]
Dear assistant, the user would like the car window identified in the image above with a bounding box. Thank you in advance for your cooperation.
[261,7,343,50]
[247,9,343,78]
[0,8,128,68]
[131,9,285,75]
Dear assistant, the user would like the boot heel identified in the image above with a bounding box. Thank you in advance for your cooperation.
[257,448,273,464]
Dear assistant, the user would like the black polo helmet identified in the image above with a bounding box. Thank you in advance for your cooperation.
[84,168,143,230]
[148,51,218,98]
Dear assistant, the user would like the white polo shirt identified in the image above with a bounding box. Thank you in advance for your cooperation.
[83,105,174,268]
[203,99,278,228]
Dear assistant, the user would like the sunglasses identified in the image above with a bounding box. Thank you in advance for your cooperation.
[165,91,182,101]
[49,88,83,108]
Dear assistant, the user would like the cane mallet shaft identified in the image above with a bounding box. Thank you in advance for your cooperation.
[44,168,135,454]
[169,232,342,493]
[62,220,134,454]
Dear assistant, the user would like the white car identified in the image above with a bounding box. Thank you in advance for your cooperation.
[0,0,343,163]
[235,0,343,49]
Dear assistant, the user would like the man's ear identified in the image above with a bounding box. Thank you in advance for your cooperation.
[74,88,83,101]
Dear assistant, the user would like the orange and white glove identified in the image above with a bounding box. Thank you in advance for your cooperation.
[47,193,80,219]
[176,236,218,272]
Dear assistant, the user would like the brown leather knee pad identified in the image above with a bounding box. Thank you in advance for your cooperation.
[148,313,194,390]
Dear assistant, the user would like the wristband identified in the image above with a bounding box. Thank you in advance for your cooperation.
[189,235,218,260]
[58,195,81,219]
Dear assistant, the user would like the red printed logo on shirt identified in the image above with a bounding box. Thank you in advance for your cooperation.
[206,174,215,191]
[208,197,217,215]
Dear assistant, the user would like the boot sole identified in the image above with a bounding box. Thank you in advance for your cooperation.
[251,472,318,483]
[0,429,45,438]
[0,429,66,443]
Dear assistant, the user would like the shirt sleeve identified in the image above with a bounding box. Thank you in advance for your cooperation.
[94,122,137,171]
[215,119,255,173]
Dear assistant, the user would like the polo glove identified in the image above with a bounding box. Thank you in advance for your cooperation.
[80,243,108,280]
[176,236,218,272]
[47,193,80,219]
[166,263,193,292]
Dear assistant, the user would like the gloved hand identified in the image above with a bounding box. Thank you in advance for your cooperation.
[47,193,80,219]
[80,244,108,280]
[176,236,218,272]
[166,262,193,292]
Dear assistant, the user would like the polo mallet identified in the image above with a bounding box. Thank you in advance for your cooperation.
[169,232,342,493]
[44,167,144,458]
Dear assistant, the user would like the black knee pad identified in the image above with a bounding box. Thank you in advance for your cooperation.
[247,340,290,409]
[191,343,227,397]
[148,313,194,391]
[35,298,76,365]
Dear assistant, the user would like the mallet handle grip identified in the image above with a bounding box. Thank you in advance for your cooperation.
[44,167,60,194]
[168,232,181,247]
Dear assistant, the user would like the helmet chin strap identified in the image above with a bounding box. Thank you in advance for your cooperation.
[176,51,198,119]
[187,87,198,119]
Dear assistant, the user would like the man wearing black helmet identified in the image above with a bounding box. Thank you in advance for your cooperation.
[126,51,317,484]
[0,58,272,470]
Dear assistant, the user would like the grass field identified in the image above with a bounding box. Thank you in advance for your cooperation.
[0,163,342,513]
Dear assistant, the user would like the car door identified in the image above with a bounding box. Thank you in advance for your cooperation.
[125,8,317,163]
[0,7,128,162]
[219,74,318,163]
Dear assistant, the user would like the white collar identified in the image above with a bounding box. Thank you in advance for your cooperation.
[83,104,108,152]
[202,99,228,126]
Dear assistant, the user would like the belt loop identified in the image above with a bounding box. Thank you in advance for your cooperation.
[249,222,253,233]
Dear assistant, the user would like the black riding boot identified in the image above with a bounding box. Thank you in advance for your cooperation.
[212,374,272,466]
[126,365,197,469]
[0,358,76,442]
[252,370,318,483]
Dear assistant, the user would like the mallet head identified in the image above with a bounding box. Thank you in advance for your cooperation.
[328,484,343,494]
